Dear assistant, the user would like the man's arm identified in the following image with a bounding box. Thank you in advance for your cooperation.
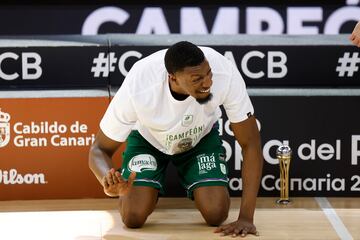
[231,115,263,223]
[350,21,360,47]
[215,115,263,237]
[89,129,135,197]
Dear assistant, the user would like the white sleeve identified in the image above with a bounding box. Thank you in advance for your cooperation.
[100,80,137,142]
[223,62,254,123]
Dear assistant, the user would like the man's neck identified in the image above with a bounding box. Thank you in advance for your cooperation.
[168,77,189,101]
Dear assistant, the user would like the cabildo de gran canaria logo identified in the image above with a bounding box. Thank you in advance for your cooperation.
[0,108,10,148]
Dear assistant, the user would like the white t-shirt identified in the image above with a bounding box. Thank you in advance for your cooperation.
[100,46,254,155]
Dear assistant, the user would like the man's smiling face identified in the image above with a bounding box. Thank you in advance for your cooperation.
[170,59,213,104]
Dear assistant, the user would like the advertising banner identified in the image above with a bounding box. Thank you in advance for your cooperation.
[1,93,359,199]
[227,95,360,197]
[0,96,109,200]
[0,3,358,35]
[0,46,108,89]
[1,36,358,89]
[108,44,360,87]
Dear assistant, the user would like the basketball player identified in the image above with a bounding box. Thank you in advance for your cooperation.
[89,41,263,237]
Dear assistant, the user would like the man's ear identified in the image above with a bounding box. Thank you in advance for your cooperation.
[169,73,178,84]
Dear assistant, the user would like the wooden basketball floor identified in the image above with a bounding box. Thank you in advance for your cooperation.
[0,197,359,240]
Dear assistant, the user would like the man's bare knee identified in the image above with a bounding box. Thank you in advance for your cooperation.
[119,186,159,228]
[202,208,228,226]
[121,210,148,228]
[193,186,230,226]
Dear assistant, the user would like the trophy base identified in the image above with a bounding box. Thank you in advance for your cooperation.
[276,199,291,205]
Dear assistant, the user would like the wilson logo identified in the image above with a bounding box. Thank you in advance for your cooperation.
[0,169,46,184]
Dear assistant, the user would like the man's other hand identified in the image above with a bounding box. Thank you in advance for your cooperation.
[102,168,136,197]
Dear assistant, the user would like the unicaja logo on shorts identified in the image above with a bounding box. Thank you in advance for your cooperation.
[0,108,11,148]
[0,169,46,184]
[128,154,157,173]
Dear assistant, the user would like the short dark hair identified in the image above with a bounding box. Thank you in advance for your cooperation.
[164,41,205,74]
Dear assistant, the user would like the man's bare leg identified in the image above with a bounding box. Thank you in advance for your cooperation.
[119,186,159,228]
[193,186,230,226]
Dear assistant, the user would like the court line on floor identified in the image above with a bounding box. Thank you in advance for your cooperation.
[315,197,353,240]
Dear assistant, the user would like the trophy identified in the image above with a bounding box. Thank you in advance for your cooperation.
[276,145,292,205]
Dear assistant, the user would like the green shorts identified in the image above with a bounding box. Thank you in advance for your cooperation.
[120,127,229,199]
